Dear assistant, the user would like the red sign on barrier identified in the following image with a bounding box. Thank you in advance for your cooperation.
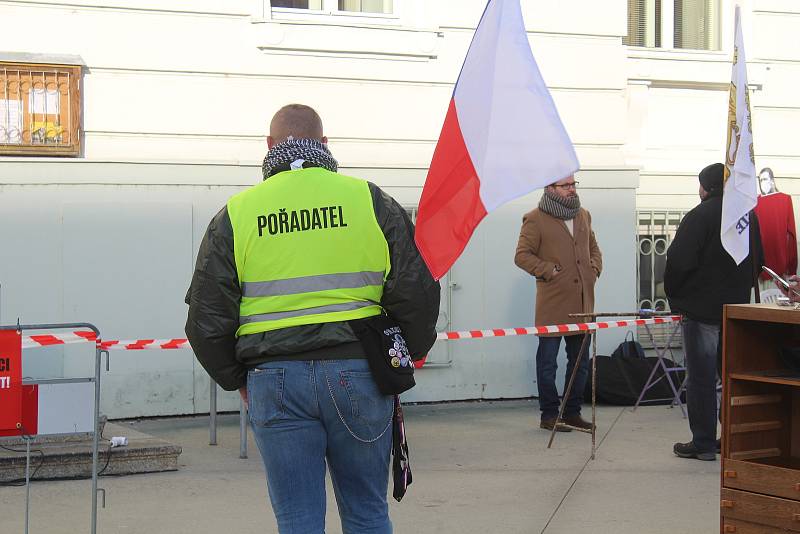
[0,330,23,432]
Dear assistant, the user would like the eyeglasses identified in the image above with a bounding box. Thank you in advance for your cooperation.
[552,181,579,190]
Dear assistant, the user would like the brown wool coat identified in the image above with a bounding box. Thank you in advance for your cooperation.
[514,207,603,336]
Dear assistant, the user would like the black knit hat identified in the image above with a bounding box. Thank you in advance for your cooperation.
[698,163,724,193]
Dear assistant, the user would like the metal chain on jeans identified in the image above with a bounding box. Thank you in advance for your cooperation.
[322,364,392,444]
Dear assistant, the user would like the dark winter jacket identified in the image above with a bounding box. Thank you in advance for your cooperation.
[664,194,762,324]
[185,178,441,391]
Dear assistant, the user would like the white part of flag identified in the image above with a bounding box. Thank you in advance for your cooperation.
[721,6,757,265]
[454,0,579,213]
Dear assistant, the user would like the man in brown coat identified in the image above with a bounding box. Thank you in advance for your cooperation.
[514,175,602,431]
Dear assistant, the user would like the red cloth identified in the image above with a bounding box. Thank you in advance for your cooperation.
[754,192,797,279]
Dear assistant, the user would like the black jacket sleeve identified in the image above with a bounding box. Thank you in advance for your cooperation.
[664,208,706,300]
[369,183,441,360]
[184,207,245,391]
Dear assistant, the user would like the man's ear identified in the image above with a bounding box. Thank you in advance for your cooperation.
[267,136,276,149]
[322,136,328,145]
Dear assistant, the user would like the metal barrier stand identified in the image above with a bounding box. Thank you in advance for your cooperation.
[206,380,248,459]
[548,312,676,459]
[1,322,105,534]
[632,320,686,416]
[209,380,217,446]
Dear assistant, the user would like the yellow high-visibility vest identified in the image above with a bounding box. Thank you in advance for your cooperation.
[227,167,390,336]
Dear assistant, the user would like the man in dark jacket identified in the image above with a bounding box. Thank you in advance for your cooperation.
[185,104,440,533]
[665,162,761,461]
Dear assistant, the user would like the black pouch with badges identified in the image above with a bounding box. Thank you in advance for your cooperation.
[349,314,416,395]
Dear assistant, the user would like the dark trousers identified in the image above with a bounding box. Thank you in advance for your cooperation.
[536,334,590,419]
[681,318,720,453]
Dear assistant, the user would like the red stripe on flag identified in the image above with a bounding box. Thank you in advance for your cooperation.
[160,339,186,349]
[536,327,549,334]
[514,328,528,335]
[596,322,609,329]
[469,330,483,338]
[447,332,460,340]
[492,329,506,337]
[557,325,569,333]
[415,99,487,280]
[577,323,589,331]
[28,335,64,346]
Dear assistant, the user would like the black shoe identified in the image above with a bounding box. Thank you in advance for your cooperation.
[540,418,572,432]
[716,439,721,454]
[673,441,716,461]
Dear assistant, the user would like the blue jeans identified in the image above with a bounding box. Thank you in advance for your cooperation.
[536,334,590,419]
[247,359,393,534]
[681,318,720,454]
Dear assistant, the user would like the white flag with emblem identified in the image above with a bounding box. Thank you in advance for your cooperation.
[721,6,757,265]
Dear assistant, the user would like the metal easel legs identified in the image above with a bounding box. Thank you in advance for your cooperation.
[547,331,597,459]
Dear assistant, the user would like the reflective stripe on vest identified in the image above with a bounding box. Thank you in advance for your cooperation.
[241,271,385,298]
[227,167,390,336]
[239,301,377,324]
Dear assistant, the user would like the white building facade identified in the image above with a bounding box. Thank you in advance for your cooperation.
[0,0,797,417]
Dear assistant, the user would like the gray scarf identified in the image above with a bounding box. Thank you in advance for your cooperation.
[262,138,338,179]
[538,188,581,220]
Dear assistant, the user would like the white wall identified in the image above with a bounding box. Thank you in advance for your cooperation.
[4,0,761,416]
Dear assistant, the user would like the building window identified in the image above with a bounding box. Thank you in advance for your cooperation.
[338,0,392,13]
[0,62,81,156]
[624,0,720,51]
[271,0,392,14]
[272,0,323,9]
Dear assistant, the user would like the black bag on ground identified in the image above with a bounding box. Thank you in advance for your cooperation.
[611,331,646,360]
[584,353,686,406]
[349,314,416,395]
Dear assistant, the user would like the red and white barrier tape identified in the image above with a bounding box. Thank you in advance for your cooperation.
[19,316,680,350]
[437,316,680,340]
[21,330,97,349]
[98,339,191,351]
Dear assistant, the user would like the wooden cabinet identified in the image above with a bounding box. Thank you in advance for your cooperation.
[722,304,800,532]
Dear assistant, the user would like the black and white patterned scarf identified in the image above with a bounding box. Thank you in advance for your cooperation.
[538,188,581,220]
[262,138,338,179]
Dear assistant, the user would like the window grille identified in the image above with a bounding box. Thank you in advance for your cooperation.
[637,209,688,347]
[0,62,81,156]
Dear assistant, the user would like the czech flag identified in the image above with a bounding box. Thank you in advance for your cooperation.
[415,0,579,280]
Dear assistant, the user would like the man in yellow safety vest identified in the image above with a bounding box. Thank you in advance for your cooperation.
[185,104,440,533]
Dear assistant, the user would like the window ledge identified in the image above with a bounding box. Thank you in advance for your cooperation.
[626,46,730,63]
[0,52,85,67]
[263,7,400,26]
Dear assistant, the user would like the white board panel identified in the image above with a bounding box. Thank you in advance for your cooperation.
[37,382,95,435]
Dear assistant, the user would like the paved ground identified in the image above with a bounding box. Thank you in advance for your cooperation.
[0,400,719,533]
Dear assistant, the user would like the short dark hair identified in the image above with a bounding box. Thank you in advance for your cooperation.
[269,104,324,144]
